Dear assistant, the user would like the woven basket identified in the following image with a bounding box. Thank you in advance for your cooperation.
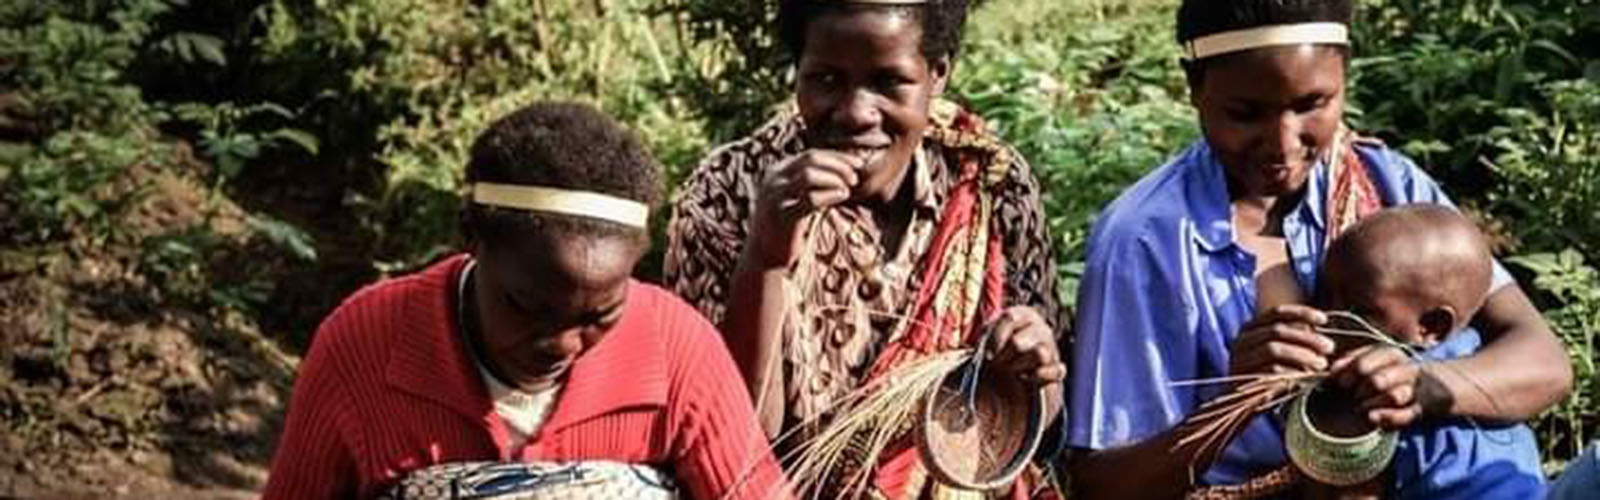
[918,360,1046,491]
[1285,386,1398,486]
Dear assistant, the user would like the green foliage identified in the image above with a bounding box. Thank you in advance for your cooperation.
[257,0,708,271]
[1510,250,1600,460]
[2,0,322,316]
[170,100,320,182]
[1484,80,1600,260]
[0,0,164,134]
[2,130,161,247]
[652,0,790,143]
[956,0,1195,301]
[0,0,178,249]
[1350,0,1600,192]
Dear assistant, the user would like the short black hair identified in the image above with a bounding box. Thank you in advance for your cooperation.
[462,101,661,246]
[1177,0,1353,83]
[777,0,974,63]
[1176,0,1352,44]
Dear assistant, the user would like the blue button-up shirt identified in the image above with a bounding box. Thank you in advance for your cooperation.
[1067,139,1543,498]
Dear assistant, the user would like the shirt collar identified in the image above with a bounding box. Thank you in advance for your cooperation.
[1301,145,1340,233]
[1185,140,1337,253]
[1185,141,1237,253]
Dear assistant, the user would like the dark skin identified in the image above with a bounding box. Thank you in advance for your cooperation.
[1319,205,1495,348]
[725,9,1065,438]
[1071,45,1572,500]
[465,228,647,393]
[1301,207,1493,500]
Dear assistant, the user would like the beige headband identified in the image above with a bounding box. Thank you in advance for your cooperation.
[1183,22,1349,61]
[470,183,649,228]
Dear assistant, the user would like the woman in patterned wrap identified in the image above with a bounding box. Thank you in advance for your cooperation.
[264,102,791,499]
[664,1,1068,498]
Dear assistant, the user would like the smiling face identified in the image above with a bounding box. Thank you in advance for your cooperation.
[470,228,646,382]
[1190,45,1347,199]
[795,8,949,203]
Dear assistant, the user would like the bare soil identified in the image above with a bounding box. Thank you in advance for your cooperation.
[2,160,300,499]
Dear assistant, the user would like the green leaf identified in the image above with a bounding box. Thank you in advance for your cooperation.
[268,128,320,156]
[59,195,97,219]
[1509,253,1562,274]
[251,102,295,120]
[1494,49,1525,102]
[247,215,318,262]
[188,34,227,66]
[1529,40,1579,68]
[160,32,227,66]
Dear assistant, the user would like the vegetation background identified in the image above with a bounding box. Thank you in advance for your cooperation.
[1,0,1595,496]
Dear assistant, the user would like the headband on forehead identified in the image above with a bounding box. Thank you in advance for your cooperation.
[1182,22,1349,61]
[470,183,649,229]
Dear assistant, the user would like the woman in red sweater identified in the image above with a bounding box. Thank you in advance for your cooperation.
[263,102,791,499]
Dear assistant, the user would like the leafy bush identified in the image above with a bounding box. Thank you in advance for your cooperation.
[1484,81,1600,261]
[3,130,164,248]
[1349,0,1600,459]
[1511,250,1600,462]
[0,1,172,248]
[1489,79,1600,461]
[651,0,790,143]
[1,0,319,310]
[956,0,1196,302]
[255,0,709,272]
[1350,0,1600,198]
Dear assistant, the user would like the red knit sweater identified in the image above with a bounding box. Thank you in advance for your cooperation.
[263,255,790,499]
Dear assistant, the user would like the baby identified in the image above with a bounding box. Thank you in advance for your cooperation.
[1316,203,1495,351]
[1301,204,1545,498]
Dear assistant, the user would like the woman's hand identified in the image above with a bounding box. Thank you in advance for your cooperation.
[748,150,861,269]
[1229,305,1336,376]
[1328,346,1447,429]
[985,306,1066,387]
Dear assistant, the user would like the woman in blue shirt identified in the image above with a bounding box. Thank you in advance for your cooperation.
[1064,0,1572,498]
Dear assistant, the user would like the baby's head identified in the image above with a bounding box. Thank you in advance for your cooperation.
[1316,205,1494,346]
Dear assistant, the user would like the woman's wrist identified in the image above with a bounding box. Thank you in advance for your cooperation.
[1415,362,1459,419]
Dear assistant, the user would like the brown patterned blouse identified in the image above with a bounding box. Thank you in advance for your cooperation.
[663,103,1064,437]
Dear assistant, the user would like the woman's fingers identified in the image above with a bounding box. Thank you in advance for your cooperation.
[1232,340,1328,374]
[751,150,862,268]
[1234,310,1336,356]
[1360,381,1415,410]
[1241,304,1329,331]
[1335,347,1410,395]
[1230,320,1335,375]
[984,307,1064,386]
[985,308,1026,361]
[774,151,859,215]
[1330,346,1423,428]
